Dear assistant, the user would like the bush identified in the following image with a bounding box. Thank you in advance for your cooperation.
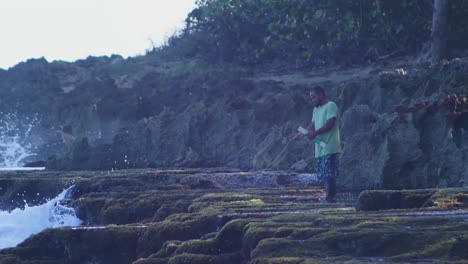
[159,0,468,66]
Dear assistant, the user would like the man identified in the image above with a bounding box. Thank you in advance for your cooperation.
[295,86,342,202]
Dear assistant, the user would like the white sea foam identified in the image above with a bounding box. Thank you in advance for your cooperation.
[0,113,39,167]
[0,167,45,171]
[0,187,82,249]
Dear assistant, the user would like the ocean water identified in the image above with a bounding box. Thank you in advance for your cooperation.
[0,187,82,249]
[0,114,81,249]
[0,167,45,171]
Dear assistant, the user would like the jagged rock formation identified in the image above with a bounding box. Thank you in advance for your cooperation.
[1,56,468,189]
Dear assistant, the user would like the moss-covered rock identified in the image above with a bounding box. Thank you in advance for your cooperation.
[136,214,221,257]
[2,169,468,264]
[167,252,243,264]
[1,226,143,264]
[356,188,468,211]
[356,189,435,211]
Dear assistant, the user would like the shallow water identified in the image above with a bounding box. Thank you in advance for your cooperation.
[0,167,45,171]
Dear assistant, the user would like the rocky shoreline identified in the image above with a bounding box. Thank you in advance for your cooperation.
[1,168,467,264]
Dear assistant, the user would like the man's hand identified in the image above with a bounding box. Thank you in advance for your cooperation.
[307,131,318,139]
[293,133,304,140]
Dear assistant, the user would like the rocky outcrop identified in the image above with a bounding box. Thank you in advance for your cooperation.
[356,188,468,211]
[338,63,468,190]
[0,168,319,211]
[1,55,468,189]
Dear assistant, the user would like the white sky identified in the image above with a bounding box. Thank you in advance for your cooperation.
[0,0,197,69]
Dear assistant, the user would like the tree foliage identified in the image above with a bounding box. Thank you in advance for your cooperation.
[162,0,468,65]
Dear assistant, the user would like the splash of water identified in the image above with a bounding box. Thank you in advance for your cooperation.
[0,187,82,249]
[0,113,39,167]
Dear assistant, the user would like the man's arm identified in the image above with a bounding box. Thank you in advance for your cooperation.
[294,122,315,140]
[306,122,315,133]
[308,117,336,139]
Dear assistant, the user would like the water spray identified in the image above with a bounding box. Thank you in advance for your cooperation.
[0,186,82,249]
[0,113,39,167]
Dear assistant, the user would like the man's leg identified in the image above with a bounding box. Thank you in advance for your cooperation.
[324,154,338,202]
[324,176,336,202]
[315,156,327,202]
[315,156,325,184]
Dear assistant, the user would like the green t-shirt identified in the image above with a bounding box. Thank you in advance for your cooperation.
[312,101,342,158]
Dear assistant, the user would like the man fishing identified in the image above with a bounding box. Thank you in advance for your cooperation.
[295,86,342,202]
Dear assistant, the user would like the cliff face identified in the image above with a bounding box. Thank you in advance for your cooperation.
[1,55,467,190]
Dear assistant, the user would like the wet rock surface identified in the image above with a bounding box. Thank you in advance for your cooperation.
[1,168,468,264]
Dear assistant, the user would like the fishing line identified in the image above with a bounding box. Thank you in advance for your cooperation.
[266,137,295,168]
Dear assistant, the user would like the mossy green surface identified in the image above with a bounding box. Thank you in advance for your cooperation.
[1,170,468,264]
[357,188,468,211]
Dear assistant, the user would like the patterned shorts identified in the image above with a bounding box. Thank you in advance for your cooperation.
[316,153,339,183]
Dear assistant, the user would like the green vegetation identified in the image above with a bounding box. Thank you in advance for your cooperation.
[152,0,468,65]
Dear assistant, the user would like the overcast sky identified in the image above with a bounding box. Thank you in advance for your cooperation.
[0,0,196,69]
